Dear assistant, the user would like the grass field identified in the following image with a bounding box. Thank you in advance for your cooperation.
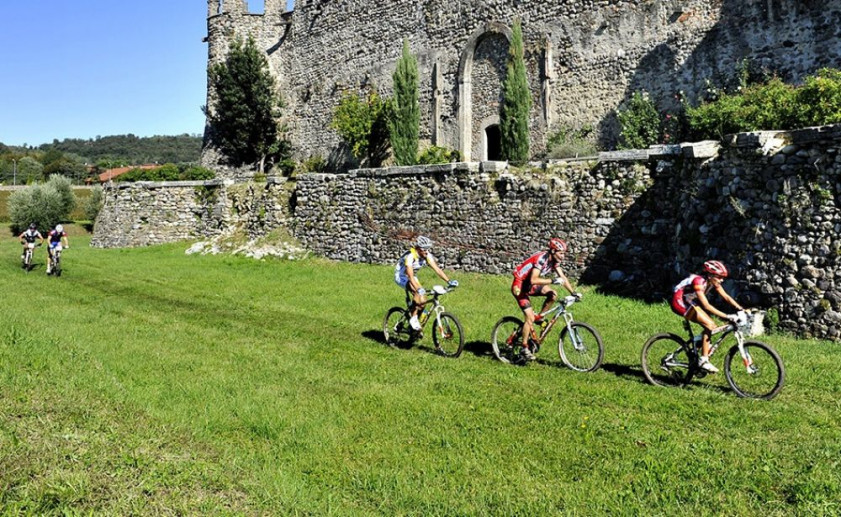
[1,234,839,515]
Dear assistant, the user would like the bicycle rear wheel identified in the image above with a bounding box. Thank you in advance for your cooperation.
[383,307,414,349]
[491,316,524,364]
[641,333,694,388]
[432,312,464,357]
[724,341,785,400]
[558,322,604,372]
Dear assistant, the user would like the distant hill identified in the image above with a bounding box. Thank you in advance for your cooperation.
[37,134,203,165]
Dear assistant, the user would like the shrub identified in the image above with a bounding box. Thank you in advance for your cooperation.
[330,91,392,167]
[8,174,77,233]
[546,126,598,159]
[298,155,327,173]
[115,164,215,182]
[84,186,104,223]
[416,146,462,165]
[617,92,660,149]
[797,68,841,127]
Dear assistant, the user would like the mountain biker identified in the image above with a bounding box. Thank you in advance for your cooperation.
[512,238,580,361]
[394,236,457,331]
[19,223,44,262]
[46,224,69,275]
[671,260,745,373]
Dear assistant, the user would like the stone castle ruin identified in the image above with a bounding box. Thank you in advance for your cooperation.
[203,0,841,169]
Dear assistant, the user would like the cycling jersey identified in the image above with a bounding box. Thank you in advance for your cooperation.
[511,251,559,309]
[394,247,433,288]
[513,251,557,285]
[671,274,710,316]
[48,230,66,244]
[20,229,43,243]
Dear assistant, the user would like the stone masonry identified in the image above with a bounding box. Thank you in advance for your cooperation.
[203,0,841,175]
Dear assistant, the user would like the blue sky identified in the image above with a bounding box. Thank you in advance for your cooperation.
[0,0,294,148]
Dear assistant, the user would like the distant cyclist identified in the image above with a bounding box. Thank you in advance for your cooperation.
[46,224,69,275]
[394,236,457,331]
[671,260,745,373]
[19,223,44,262]
[512,238,580,361]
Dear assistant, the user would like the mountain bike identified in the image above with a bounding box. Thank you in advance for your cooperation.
[383,285,464,357]
[22,242,40,271]
[491,295,604,371]
[48,245,65,277]
[641,311,784,399]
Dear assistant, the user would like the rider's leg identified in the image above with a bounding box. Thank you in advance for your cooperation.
[538,287,558,316]
[686,307,717,357]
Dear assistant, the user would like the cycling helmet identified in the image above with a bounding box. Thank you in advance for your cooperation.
[29,223,37,230]
[416,235,433,251]
[55,224,64,233]
[548,238,567,252]
[703,260,728,278]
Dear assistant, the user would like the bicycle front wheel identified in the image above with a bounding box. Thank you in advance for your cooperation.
[558,322,604,372]
[641,333,694,388]
[724,341,785,400]
[491,316,523,364]
[383,307,414,349]
[432,312,464,357]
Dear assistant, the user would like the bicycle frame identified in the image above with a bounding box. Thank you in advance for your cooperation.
[532,296,578,345]
[684,313,757,373]
[415,289,449,332]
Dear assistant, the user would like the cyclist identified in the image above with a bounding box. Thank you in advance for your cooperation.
[394,235,457,331]
[46,224,69,275]
[671,260,745,373]
[19,223,44,263]
[512,238,580,361]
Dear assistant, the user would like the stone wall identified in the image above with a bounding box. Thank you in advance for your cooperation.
[90,179,294,248]
[203,0,841,173]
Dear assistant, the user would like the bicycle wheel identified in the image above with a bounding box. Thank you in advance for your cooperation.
[724,341,785,400]
[383,307,414,349]
[54,254,62,277]
[641,333,694,388]
[432,312,464,357]
[558,322,604,372]
[491,316,524,364]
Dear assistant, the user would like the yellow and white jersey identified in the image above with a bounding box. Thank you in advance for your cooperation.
[394,247,433,287]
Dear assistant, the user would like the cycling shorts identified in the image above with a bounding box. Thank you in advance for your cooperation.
[511,279,551,310]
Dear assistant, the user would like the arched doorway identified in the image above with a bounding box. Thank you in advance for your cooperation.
[485,124,502,161]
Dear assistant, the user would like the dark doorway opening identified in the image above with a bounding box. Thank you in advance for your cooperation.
[485,125,502,161]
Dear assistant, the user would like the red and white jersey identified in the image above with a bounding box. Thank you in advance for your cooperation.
[671,274,710,316]
[513,251,556,283]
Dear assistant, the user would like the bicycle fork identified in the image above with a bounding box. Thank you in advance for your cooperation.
[734,334,758,374]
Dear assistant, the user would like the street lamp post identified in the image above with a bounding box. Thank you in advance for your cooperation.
[12,158,16,186]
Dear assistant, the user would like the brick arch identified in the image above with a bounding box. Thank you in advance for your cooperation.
[457,22,512,161]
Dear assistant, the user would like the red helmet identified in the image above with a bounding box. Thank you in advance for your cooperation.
[548,238,567,252]
[703,260,728,278]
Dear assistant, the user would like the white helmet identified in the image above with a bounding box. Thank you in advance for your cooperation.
[416,235,433,251]
[55,224,64,233]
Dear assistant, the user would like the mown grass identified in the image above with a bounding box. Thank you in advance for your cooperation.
[1,234,839,515]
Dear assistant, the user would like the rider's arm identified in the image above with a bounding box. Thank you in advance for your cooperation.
[713,283,744,312]
[426,255,450,283]
[553,266,576,295]
[528,266,552,286]
[694,285,730,320]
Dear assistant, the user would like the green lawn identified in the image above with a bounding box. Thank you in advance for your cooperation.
[1,235,839,515]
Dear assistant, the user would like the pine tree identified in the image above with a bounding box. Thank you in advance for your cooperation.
[204,37,287,173]
[390,39,420,166]
[500,19,532,164]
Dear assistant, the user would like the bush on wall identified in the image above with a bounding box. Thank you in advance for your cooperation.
[115,164,215,183]
[330,91,392,168]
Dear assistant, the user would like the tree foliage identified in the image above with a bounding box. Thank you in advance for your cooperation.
[330,92,392,168]
[500,19,532,164]
[389,40,420,166]
[204,36,288,172]
[617,92,661,149]
[8,175,76,233]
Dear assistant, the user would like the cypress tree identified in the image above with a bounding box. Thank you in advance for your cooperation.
[390,39,420,165]
[500,19,532,164]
